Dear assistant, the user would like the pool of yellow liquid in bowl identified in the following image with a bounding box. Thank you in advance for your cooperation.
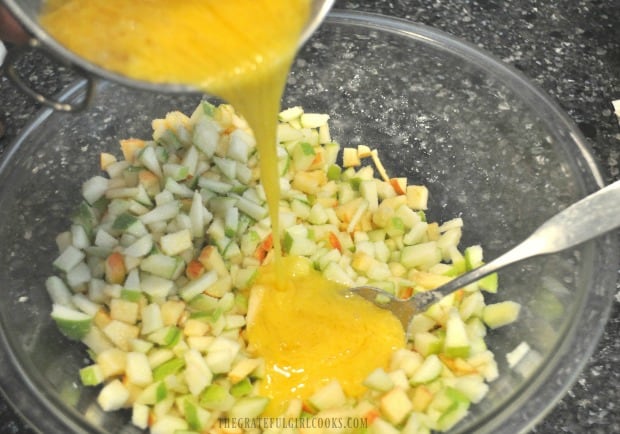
[247,257,405,415]
[39,0,405,417]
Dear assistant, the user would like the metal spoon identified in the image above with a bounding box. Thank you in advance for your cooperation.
[349,179,620,333]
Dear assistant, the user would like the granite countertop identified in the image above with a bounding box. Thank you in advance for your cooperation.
[0,0,618,433]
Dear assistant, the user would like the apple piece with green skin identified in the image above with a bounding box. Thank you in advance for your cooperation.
[199,383,235,411]
[230,378,253,398]
[483,301,521,329]
[183,397,212,431]
[179,270,219,301]
[140,253,184,280]
[136,381,168,405]
[79,364,104,386]
[148,326,182,348]
[53,245,86,273]
[51,304,93,340]
[452,375,489,404]
[434,388,471,431]
[153,357,186,381]
[410,354,443,385]
[464,245,484,270]
[413,331,444,357]
[444,308,471,358]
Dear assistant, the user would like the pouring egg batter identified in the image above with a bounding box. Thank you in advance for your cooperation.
[40,0,405,417]
[247,257,405,415]
[39,0,312,258]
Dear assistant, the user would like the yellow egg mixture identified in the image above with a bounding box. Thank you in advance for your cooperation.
[246,257,404,415]
[40,0,405,415]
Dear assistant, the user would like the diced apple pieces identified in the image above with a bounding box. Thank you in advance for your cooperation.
[53,245,85,273]
[200,383,235,411]
[51,304,93,340]
[79,364,105,386]
[300,113,330,129]
[184,349,213,396]
[364,367,395,392]
[160,229,192,256]
[506,341,531,368]
[410,354,443,385]
[198,245,229,277]
[308,380,347,411]
[390,349,424,377]
[179,270,218,301]
[105,252,127,284]
[103,320,139,351]
[110,298,139,325]
[228,396,270,419]
[141,303,164,335]
[371,418,401,434]
[97,379,130,411]
[380,387,413,425]
[150,416,189,434]
[47,101,523,434]
[434,391,470,432]
[413,332,443,357]
[343,147,361,168]
[228,358,261,384]
[444,309,471,358]
[278,106,304,123]
[406,185,428,210]
[132,403,150,429]
[482,301,521,329]
[453,375,489,404]
[160,300,186,326]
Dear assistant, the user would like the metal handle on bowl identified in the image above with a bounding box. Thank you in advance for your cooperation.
[1,39,96,112]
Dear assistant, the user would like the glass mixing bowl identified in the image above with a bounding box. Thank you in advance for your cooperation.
[0,10,617,434]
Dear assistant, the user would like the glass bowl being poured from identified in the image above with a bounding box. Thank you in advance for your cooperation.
[0,9,617,434]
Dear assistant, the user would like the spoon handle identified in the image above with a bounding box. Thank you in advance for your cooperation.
[416,180,620,311]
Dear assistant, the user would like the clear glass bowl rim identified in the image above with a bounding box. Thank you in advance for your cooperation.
[0,9,617,434]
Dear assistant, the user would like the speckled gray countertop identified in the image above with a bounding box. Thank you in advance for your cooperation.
[0,0,618,433]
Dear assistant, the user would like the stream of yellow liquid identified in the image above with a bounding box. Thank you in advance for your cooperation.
[39,0,306,259]
[40,0,405,415]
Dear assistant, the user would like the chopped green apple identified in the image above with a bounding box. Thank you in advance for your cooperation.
[483,301,521,329]
[51,304,93,340]
[79,364,104,386]
[444,309,471,358]
[308,380,347,411]
[97,379,130,411]
[363,367,395,392]
[228,396,270,419]
[380,387,413,425]
[410,354,443,385]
